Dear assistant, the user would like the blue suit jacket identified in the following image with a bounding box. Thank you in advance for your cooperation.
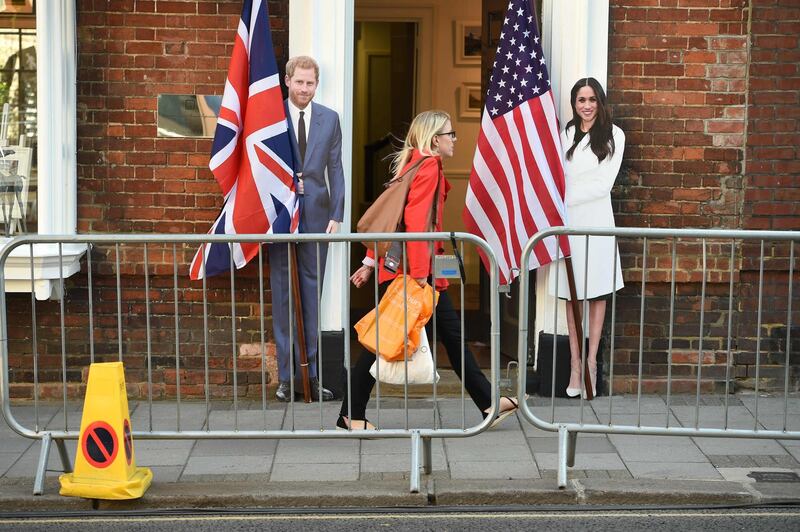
[284,100,345,233]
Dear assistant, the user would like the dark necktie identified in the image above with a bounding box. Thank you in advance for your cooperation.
[298,110,307,163]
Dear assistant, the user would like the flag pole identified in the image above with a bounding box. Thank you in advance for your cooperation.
[290,244,312,403]
[564,257,594,400]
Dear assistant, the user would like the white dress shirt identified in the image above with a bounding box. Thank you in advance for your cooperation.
[286,99,311,146]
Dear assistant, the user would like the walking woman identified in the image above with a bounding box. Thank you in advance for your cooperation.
[340,110,518,430]
[556,78,625,398]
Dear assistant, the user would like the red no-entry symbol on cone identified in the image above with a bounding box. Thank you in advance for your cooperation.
[123,419,133,465]
[81,421,118,469]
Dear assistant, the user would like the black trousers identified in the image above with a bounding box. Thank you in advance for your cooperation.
[340,287,491,419]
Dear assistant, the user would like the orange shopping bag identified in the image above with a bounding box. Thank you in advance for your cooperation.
[355,275,438,361]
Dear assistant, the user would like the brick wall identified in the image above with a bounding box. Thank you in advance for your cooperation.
[736,0,800,390]
[5,0,798,399]
[6,0,291,399]
[607,0,799,394]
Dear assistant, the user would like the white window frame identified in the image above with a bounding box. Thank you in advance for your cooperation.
[2,0,82,300]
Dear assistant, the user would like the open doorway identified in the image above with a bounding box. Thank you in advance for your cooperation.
[352,21,416,225]
[350,0,538,366]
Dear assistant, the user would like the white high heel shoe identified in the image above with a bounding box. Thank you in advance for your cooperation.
[566,366,582,397]
[580,363,598,399]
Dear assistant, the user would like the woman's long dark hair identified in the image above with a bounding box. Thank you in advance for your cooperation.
[565,77,615,163]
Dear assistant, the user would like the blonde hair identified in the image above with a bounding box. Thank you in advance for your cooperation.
[390,110,450,177]
[286,55,319,80]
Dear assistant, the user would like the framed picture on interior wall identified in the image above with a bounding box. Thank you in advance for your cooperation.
[454,20,481,65]
[458,82,482,120]
[0,0,35,14]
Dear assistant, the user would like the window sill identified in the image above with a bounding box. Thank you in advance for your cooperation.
[1,241,86,299]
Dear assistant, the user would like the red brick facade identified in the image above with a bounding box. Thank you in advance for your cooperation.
[5,0,798,398]
[607,0,799,393]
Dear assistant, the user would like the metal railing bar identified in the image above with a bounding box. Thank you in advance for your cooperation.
[316,242,323,429]
[87,244,94,365]
[754,239,765,431]
[666,238,677,428]
[551,235,560,424]
[608,235,618,425]
[202,245,210,431]
[784,240,795,433]
[636,237,647,427]
[373,240,380,430]
[173,244,181,433]
[58,243,67,431]
[724,239,735,430]
[287,241,295,430]
[229,244,238,432]
[580,235,589,423]
[144,243,153,431]
[115,243,122,362]
[402,242,409,431]
[694,239,707,430]
[459,240,466,431]
[28,243,39,431]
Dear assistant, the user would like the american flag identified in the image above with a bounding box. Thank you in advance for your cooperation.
[190,0,298,280]
[463,0,569,285]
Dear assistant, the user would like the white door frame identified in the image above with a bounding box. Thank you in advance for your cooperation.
[287,0,610,342]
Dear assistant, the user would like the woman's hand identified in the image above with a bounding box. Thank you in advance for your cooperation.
[350,265,374,288]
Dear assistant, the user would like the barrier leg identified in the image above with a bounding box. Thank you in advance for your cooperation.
[33,433,53,496]
[56,438,72,473]
[422,436,432,475]
[566,431,578,468]
[557,426,569,489]
[409,431,421,493]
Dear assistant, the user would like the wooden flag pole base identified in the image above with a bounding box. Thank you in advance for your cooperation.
[290,244,312,403]
[564,256,594,401]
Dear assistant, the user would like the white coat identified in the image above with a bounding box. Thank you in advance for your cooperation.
[552,124,625,300]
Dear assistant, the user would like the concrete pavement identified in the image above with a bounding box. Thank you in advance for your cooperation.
[2,392,800,510]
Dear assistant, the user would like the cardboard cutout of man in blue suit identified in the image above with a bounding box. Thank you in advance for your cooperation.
[269,56,345,401]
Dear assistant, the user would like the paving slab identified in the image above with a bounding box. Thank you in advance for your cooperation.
[716,467,800,483]
[361,451,446,473]
[273,439,359,464]
[135,443,194,467]
[782,441,800,462]
[747,482,800,503]
[534,452,627,471]
[590,395,668,415]
[0,435,33,454]
[577,478,754,505]
[270,462,359,482]
[692,436,790,456]
[624,461,722,481]
[146,465,183,484]
[670,405,758,431]
[527,436,616,454]
[182,455,271,476]
[2,442,73,479]
[449,460,539,480]
[609,434,707,463]
[191,438,277,457]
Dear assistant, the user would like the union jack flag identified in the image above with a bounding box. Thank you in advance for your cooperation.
[190,0,298,280]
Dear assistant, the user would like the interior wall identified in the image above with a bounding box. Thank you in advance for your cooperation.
[353,22,391,216]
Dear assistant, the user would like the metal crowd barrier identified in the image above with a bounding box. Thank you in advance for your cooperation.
[0,232,500,495]
[517,227,800,488]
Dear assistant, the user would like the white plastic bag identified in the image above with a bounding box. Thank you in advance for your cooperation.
[369,328,440,385]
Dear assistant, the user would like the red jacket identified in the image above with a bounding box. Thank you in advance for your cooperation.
[366,149,452,291]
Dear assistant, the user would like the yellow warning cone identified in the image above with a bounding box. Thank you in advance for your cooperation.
[60,362,152,499]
